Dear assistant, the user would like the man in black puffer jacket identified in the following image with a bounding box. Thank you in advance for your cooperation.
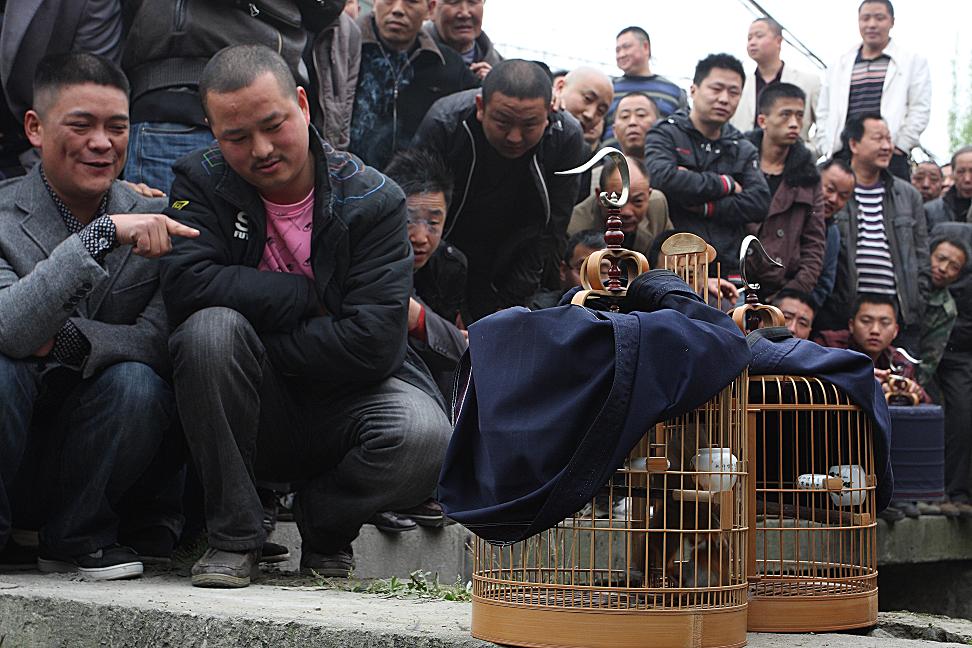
[645,53,770,279]
[413,60,587,322]
[160,46,450,588]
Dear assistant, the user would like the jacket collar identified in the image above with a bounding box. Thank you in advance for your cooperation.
[13,165,137,256]
[668,107,743,144]
[359,14,445,65]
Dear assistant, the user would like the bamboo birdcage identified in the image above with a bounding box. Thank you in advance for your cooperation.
[730,237,878,632]
[746,376,878,632]
[469,159,751,648]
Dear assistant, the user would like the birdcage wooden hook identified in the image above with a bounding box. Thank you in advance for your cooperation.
[730,235,786,333]
[557,148,649,309]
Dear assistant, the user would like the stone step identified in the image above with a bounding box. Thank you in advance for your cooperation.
[2,572,970,648]
[270,520,473,583]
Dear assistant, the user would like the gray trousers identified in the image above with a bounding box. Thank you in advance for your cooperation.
[939,350,972,502]
[169,307,451,553]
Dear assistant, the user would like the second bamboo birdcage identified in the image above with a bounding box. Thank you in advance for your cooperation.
[746,375,878,632]
[470,212,752,647]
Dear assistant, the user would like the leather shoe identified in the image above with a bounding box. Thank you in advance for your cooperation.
[301,545,354,578]
[396,499,452,528]
[191,547,260,588]
[368,511,417,533]
[261,541,290,564]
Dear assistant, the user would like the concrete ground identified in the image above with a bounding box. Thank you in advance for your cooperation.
[2,571,972,647]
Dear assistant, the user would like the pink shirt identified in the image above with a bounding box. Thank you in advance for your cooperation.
[258,189,315,280]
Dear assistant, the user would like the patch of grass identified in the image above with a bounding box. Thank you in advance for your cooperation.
[315,570,472,602]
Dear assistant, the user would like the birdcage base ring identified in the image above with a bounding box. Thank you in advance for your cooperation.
[472,597,748,648]
[747,588,878,633]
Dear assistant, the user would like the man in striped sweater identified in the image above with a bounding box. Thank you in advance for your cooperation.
[601,26,688,148]
[815,113,929,348]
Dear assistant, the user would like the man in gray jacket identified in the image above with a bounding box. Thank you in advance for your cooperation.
[815,113,928,346]
[0,53,197,579]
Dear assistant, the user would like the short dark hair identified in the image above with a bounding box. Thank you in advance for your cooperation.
[199,44,297,116]
[564,229,607,264]
[840,112,884,151]
[772,288,816,314]
[859,0,894,18]
[617,91,659,115]
[693,53,745,87]
[757,82,806,116]
[599,155,650,190]
[951,145,972,169]
[482,59,552,107]
[384,148,454,208]
[819,156,856,178]
[930,233,972,272]
[850,293,898,320]
[752,17,783,37]
[33,52,129,115]
[617,26,650,49]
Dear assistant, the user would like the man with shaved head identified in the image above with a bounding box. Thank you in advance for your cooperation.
[553,67,614,147]
[161,44,451,588]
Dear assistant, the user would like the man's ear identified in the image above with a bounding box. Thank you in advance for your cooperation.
[296,86,311,125]
[475,93,485,122]
[24,110,43,149]
[689,84,697,103]
[756,113,767,130]
[559,260,568,285]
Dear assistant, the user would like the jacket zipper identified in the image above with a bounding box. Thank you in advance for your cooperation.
[444,120,477,240]
[532,154,551,227]
[174,0,187,30]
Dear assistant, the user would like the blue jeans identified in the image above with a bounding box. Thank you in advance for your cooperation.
[124,122,213,195]
[0,355,175,555]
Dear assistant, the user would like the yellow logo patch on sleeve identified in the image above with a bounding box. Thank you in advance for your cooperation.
[171,200,189,210]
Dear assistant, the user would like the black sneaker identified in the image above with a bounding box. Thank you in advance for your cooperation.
[38,544,143,581]
[191,547,260,588]
[301,545,354,578]
[261,541,290,564]
[0,539,38,571]
[368,511,418,533]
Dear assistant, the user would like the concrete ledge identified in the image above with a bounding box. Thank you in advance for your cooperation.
[270,521,473,582]
[877,517,972,565]
[2,573,971,647]
[0,574,492,648]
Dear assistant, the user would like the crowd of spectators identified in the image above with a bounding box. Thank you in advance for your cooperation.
[1,0,971,586]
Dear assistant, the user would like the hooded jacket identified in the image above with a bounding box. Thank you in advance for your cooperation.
[743,130,825,300]
[159,127,442,405]
[413,89,587,321]
[438,270,751,543]
[644,109,771,276]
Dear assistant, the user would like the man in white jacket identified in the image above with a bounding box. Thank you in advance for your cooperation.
[730,17,820,155]
[815,0,930,180]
